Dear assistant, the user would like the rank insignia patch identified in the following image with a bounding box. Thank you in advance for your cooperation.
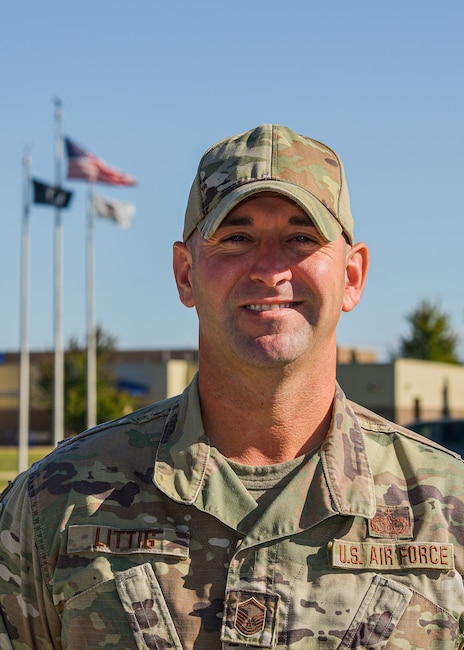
[235,597,266,636]
[221,589,280,647]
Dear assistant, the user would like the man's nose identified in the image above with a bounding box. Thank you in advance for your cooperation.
[248,243,293,287]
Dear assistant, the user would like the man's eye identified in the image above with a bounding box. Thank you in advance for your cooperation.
[223,234,248,242]
[292,234,319,243]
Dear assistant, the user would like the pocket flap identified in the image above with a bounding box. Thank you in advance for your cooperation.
[340,574,411,648]
[115,562,184,650]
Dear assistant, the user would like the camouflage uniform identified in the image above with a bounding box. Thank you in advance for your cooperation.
[1,375,464,649]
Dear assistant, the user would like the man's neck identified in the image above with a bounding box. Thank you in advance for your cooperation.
[197,355,336,466]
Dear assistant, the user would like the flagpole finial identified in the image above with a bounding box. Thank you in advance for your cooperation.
[23,145,32,168]
[53,97,63,123]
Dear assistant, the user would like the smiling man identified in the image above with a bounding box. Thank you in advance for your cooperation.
[2,125,464,649]
[174,190,367,464]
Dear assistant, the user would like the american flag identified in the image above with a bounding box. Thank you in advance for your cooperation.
[65,137,137,186]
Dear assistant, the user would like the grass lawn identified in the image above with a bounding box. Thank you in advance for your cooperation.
[0,446,54,492]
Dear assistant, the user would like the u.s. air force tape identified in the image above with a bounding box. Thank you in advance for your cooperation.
[329,539,454,571]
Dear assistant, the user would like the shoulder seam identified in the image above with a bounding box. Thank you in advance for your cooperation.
[350,400,463,461]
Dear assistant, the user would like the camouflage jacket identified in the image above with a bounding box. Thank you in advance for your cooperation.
[1,376,464,649]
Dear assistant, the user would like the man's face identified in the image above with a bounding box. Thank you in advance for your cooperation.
[173,194,368,370]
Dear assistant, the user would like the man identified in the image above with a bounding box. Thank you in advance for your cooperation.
[1,124,464,649]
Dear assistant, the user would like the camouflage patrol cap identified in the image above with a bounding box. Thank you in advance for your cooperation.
[183,123,355,244]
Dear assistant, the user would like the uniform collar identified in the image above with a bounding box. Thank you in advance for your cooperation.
[320,383,376,519]
[154,375,376,531]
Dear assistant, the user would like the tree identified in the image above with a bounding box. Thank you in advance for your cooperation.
[395,300,461,364]
[38,327,140,435]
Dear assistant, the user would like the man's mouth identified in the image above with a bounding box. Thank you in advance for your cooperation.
[245,303,297,312]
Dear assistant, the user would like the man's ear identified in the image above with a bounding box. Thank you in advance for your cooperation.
[173,241,195,308]
[342,242,369,313]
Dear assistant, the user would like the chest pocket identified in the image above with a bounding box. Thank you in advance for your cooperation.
[381,588,462,650]
[339,574,410,648]
[61,525,188,648]
[340,574,461,650]
[62,562,183,650]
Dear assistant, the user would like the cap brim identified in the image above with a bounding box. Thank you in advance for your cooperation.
[197,180,343,242]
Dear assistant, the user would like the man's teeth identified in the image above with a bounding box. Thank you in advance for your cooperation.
[247,303,293,311]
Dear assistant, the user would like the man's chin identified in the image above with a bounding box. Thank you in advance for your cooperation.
[232,333,311,368]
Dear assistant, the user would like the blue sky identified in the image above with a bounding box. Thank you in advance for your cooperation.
[2,0,463,361]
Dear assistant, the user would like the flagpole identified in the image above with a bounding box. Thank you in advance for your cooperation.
[18,149,31,473]
[87,185,97,429]
[53,98,65,445]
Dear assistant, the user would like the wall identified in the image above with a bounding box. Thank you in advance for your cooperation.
[395,359,464,424]
[336,363,396,421]
[337,359,464,425]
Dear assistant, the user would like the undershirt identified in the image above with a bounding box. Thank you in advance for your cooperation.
[226,453,313,516]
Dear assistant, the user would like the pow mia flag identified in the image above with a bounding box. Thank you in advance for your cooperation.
[32,179,73,208]
[91,191,135,228]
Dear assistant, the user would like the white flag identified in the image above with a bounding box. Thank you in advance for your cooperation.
[91,192,135,228]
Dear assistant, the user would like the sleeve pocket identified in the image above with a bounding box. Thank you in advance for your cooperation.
[339,574,411,649]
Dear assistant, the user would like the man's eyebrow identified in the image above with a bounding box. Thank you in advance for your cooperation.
[288,215,315,227]
[217,215,253,229]
[217,214,316,229]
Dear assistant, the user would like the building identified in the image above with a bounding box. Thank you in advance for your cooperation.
[337,357,464,424]
[0,349,198,444]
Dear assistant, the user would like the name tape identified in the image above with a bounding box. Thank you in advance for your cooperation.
[67,524,189,557]
[330,539,454,571]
